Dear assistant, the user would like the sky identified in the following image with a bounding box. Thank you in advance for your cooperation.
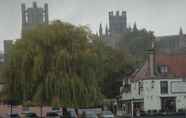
[0,0,186,51]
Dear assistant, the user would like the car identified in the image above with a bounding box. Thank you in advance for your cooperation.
[22,112,39,118]
[100,111,114,118]
[52,107,61,112]
[51,107,63,117]
[46,111,61,118]
[7,113,21,118]
[84,111,98,118]
[68,109,78,118]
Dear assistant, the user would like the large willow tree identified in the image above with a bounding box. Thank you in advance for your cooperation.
[3,21,105,107]
[3,21,134,107]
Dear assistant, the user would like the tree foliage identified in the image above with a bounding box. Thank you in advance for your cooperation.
[3,21,134,106]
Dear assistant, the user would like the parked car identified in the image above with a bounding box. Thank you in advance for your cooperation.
[7,113,21,118]
[52,107,63,117]
[100,111,114,118]
[46,111,61,118]
[84,111,98,118]
[22,112,39,118]
[68,109,78,118]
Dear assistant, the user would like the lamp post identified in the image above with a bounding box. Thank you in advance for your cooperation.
[131,98,134,118]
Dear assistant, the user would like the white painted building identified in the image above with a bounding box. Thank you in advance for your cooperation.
[120,50,186,116]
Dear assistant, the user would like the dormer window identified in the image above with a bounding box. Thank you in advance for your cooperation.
[159,65,168,74]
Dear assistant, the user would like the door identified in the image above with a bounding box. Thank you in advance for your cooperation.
[161,97,176,112]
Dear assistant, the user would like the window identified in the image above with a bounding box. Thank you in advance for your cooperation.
[138,81,143,95]
[160,81,168,94]
[159,65,168,74]
[123,84,131,93]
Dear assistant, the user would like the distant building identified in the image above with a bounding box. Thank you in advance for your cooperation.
[99,11,127,48]
[156,28,186,54]
[21,2,49,33]
[120,44,186,116]
[109,11,127,34]
[4,40,13,62]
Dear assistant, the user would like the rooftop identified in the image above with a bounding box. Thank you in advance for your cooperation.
[129,53,186,80]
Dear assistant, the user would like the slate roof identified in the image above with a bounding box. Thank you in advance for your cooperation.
[129,53,186,80]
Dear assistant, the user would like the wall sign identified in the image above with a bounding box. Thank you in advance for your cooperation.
[171,81,186,94]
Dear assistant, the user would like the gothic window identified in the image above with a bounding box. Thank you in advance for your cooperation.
[159,65,168,74]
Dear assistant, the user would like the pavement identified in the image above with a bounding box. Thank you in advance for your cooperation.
[117,115,186,118]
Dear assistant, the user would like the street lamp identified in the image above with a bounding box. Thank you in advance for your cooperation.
[131,98,134,118]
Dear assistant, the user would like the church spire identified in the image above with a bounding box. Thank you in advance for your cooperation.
[105,24,108,36]
[179,27,183,36]
[133,22,138,31]
[99,24,103,40]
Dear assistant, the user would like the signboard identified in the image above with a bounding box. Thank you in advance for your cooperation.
[171,81,186,94]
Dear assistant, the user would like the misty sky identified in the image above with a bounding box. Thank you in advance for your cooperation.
[0,0,186,51]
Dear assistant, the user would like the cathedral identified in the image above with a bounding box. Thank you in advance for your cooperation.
[99,11,127,48]
[21,2,49,34]
[156,28,186,54]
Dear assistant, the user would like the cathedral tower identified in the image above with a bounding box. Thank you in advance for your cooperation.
[109,11,127,34]
[21,2,49,33]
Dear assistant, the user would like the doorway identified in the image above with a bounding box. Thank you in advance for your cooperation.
[161,97,176,112]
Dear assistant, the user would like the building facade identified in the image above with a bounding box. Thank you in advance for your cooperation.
[120,48,186,116]
[21,2,49,33]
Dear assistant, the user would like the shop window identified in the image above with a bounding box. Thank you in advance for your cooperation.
[160,81,168,94]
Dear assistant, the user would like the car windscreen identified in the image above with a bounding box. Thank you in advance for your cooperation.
[46,112,59,116]
[102,111,113,115]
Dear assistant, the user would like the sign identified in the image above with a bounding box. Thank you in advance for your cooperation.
[171,81,186,94]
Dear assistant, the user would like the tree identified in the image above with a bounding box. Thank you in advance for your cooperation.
[3,20,135,106]
[3,21,104,107]
[91,40,135,98]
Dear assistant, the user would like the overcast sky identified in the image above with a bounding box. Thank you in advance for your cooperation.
[0,0,186,51]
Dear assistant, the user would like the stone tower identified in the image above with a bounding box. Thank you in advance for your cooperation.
[21,2,49,33]
[107,11,127,48]
[109,11,127,34]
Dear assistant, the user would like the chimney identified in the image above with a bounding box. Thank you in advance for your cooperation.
[44,3,49,24]
[149,39,155,77]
